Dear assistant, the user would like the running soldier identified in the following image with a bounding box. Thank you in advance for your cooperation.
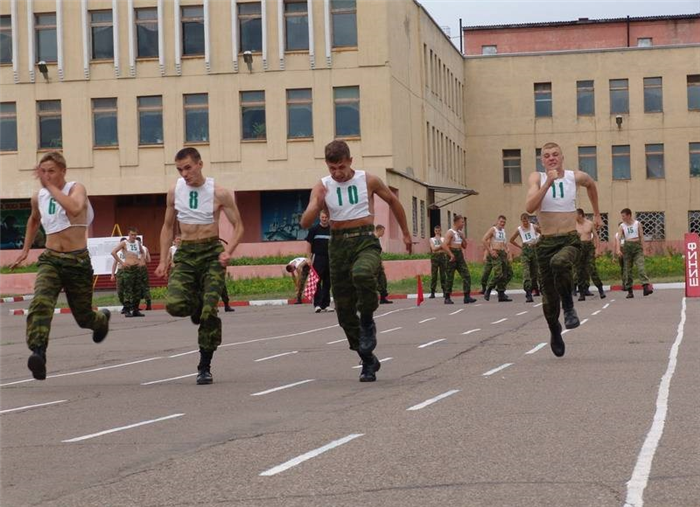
[300,140,411,382]
[429,225,447,298]
[441,215,477,305]
[286,257,311,304]
[617,208,653,299]
[375,225,392,304]
[10,152,110,380]
[575,208,606,301]
[138,242,153,310]
[525,142,602,357]
[482,215,513,302]
[111,228,145,317]
[154,147,244,385]
[480,248,494,295]
[509,213,541,302]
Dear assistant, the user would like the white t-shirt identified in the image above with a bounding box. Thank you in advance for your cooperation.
[322,170,371,222]
[621,220,640,241]
[491,227,507,247]
[539,170,576,213]
[518,224,539,245]
[38,181,95,235]
[448,228,463,246]
[174,177,215,225]
[288,257,307,270]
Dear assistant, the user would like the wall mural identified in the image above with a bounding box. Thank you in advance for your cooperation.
[260,190,311,242]
[0,200,46,250]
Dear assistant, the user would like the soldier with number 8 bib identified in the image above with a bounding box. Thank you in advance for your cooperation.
[300,140,412,383]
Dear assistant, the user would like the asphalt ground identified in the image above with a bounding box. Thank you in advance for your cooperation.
[0,290,697,507]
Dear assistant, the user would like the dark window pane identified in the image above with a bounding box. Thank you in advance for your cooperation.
[335,103,359,137]
[39,117,62,149]
[690,143,700,177]
[185,109,209,142]
[241,91,265,103]
[239,3,261,15]
[646,145,664,179]
[92,25,114,59]
[288,104,312,138]
[183,21,204,55]
[0,17,12,64]
[36,28,57,62]
[242,106,266,140]
[578,146,597,180]
[139,110,163,144]
[137,23,158,58]
[612,146,630,180]
[91,11,112,23]
[94,112,118,146]
[136,9,157,21]
[240,18,262,52]
[0,103,17,151]
[286,2,307,13]
[36,14,56,25]
[535,148,544,173]
[644,78,663,113]
[577,81,594,116]
[534,83,552,118]
[332,12,357,47]
[286,15,309,51]
[503,150,521,184]
[610,79,629,114]
[687,75,700,110]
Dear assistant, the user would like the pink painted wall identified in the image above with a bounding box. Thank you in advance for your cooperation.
[464,17,699,55]
[0,273,36,295]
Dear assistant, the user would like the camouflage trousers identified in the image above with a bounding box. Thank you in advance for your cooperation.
[329,226,382,352]
[577,241,603,292]
[139,265,152,303]
[445,248,472,296]
[536,232,581,330]
[622,241,649,290]
[295,264,310,301]
[166,238,225,351]
[487,250,513,292]
[116,269,125,305]
[26,249,108,351]
[430,253,448,293]
[377,261,388,298]
[521,244,539,292]
[120,266,142,309]
[481,254,494,288]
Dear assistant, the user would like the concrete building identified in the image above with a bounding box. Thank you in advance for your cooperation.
[0,0,472,258]
[1,2,698,262]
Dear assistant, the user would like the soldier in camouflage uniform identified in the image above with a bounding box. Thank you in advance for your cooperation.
[575,208,606,301]
[111,228,146,317]
[616,208,653,299]
[442,215,477,305]
[155,147,244,385]
[10,151,110,380]
[429,225,447,298]
[110,239,127,313]
[526,143,601,357]
[480,247,494,294]
[300,140,412,382]
[482,215,513,302]
[509,213,541,302]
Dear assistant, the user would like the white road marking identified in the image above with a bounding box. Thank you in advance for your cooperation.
[0,357,163,387]
[474,304,483,307]
[592,310,601,316]
[561,329,570,335]
[483,363,514,376]
[624,298,687,507]
[449,309,464,315]
[62,413,184,443]
[407,389,460,411]
[0,399,67,415]
[534,302,543,307]
[419,317,436,324]
[352,357,393,369]
[260,433,364,476]
[611,299,616,302]
[525,343,547,355]
[141,373,197,386]
[603,303,610,309]
[168,350,198,358]
[255,351,299,362]
[580,319,589,325]
[250,379,315,397]
[326,339,345,345]
[380,327,402,334]
[516,311,529,316]
[491,318,508,324]
[462,328,481,335]
[418,339,446,349]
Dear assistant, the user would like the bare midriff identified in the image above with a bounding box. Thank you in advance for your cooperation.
[538,211,577,236]
[329,216,374,230]
[45,226,88,252]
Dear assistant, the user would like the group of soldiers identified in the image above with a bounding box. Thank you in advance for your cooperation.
[110,228,152,317]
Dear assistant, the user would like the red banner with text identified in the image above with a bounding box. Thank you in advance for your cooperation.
[685,233,700,297]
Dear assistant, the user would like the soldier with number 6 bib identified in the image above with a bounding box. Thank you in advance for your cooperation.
[154,148,244,385]
[525,143,602,358]
[300,140,412,383]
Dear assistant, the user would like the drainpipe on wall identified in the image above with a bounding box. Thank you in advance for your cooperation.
[626,16,630,47]
[459,18,463,54]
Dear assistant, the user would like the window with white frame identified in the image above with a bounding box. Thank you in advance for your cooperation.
[643,77,663,113]
[182,6,204,56]
[578,146,597,180]
[645,144,664,179]
[239,2,262,53]
[503,149,522,184]
[285,0,308,51]
[136,8,158,58]
[35,13,57,63]
[612,145,631,180]
[0,16,12,64]
[534,83,552,117]
[334,86,360,138]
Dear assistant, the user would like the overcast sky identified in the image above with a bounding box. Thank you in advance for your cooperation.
[416,0,700,48]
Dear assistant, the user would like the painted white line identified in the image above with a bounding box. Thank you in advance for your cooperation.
[525,343,547,355]
[491,318,508,324]
[380,327,402,334]
[0,399,67,415]
[62,413,184,443]
[580,318,589,325]
[419,317,436,324]
[534,302,543,307]
[260,433,364,477]
[474,304,483,307]
[418,339,446,349]
[255,351,299,362]
[516,311,529,316]
[141,373,197,386]
[168,350,198,358]
[610,299,616,302]
[561,329,570,335]
[352,357,393,369]
[449,309,464,316]
[249,299,289,306]
[482,363,513,376]
[624,298,687,507]
[592,310,601,316]
[250,379,315,397]
[603,303,610,309]
[0,357,163,387]
[407,389,460,411]
[326,339,345,345]
[462,328,481,335]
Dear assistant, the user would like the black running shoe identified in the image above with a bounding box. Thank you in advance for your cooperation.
[626,290,634,299]
[27,347,47,380]
[379,298,393,304]
[359,355,381,382]
[564,307,580,329]
[484,287,492,301]
[444,297,454,305]
[550,323,565,358]
[93,309,110,343]
[464,296,477,304]
[196,369,213,385]
[643,284,653,296]
[131,309,145,317]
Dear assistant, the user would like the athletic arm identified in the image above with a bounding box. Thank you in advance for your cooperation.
[482,228,495,257]
[370,175,412,253]
[442,231,456,261]
[9,194,41,269]
[509,230,522,250]
[111,242,125,265]
[155,188,176,278]
[576,172,602,228]
[49,180,88,218]
[217,188,244,257]
[525,171,552,214]
[300,183,327,229]
[615,227,624,257]
[592,226,600,253]
[639,222,646,254]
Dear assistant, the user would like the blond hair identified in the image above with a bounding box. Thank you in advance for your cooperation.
[541,142,561,152]
[39,151,67,169]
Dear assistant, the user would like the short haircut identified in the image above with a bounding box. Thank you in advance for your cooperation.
[576,208,585,216]
[453,214,463,223]
[128,226,139,234]
[434,225,441,230]
[520,213,529,220]
[375,224,385,231]
[498,215,506,221]
[39,151,67,169]
[285,264,295,273]
[324,140,351,163]
[621,208,632,216]
[320,210,329,217]
[175,147,202,163]
[541,142,561,152]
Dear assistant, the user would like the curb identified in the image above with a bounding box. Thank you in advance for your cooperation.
[1,295,34,304]
[6,282,686,316]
